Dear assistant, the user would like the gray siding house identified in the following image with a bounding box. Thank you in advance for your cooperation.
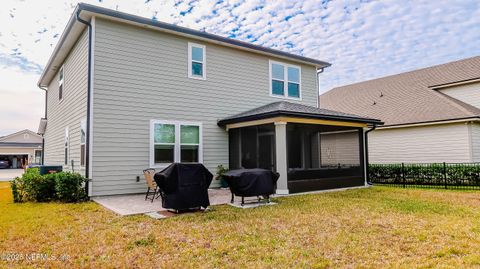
[38,4,381,196]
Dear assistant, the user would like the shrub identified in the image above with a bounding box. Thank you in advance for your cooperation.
[10,176,26,203]
[369,163,480,187]
[22,168,56,202]
[54,172,87,202]
[10,168,88,203]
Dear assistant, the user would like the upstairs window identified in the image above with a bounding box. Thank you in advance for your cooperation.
[270,61,301,99]
[188,43,206,80]
[59,66,64,101]
[271,63,285,96]
[150,120,202,168]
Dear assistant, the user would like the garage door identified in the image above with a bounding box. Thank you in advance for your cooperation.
[0,154,28,169]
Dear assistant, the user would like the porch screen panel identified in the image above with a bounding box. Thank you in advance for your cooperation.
[228,124,275,170]
[287,123,363,182]
[320,131,360,167]
[229,128,241,169]
[240,127,257,168]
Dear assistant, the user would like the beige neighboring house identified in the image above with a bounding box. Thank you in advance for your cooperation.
[0,129,43,168]
[320,56,480,164]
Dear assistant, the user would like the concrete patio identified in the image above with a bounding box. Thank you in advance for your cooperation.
[93,188,233,216]
[92,185,368,217]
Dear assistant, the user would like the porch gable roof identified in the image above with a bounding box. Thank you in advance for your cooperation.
[217,101,383,127]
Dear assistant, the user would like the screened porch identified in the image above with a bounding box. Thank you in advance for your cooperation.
[228,123,365,193]
[218,101,382,194]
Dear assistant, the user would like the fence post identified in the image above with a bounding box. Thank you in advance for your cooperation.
[402,162,405,188]
[443,162,447,189]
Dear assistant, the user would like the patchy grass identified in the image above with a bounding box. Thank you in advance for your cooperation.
[1,182,480,268]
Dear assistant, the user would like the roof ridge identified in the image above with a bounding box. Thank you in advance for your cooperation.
[39,3,330,87]
[320,56,480,126]
[328,55,480,92]
[433,90,480,117]
[0,129,37,142]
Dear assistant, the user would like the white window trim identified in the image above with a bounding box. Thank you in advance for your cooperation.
[149,120,203,169]
[34,149,42,164]
[59,65,64,101]
[269,60,302,100]
[80,118,86,167]
[188,42,206,80]
[64,126,69,166]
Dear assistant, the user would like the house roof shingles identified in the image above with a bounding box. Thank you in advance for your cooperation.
[319,56,480,126]
[39,3,331,87]
[218,101,382,126]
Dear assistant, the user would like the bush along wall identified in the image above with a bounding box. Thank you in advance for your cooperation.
[369,163,480,189]
[10,168,88,203]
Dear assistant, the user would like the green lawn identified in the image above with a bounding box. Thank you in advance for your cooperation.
[1,182,480,268]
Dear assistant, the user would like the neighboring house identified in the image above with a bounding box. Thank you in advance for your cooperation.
[0,129,43,168]
[37,4,381,196]
[320,56,480,164]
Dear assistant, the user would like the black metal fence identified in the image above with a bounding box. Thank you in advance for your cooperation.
[369,163,480,190]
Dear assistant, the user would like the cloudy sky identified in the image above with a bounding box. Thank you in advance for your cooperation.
[0,0,479,136]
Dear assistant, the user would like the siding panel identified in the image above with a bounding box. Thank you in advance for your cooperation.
[439,82,480,109]
[44,30,88,176]
[369,123,470,163]
[91,18,318,195]
[470,123,480,162]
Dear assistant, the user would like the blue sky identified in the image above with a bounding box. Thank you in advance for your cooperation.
[0,0,479,136]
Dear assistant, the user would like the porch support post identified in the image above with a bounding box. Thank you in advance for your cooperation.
[361,128,367,186]
[275,121,289,195]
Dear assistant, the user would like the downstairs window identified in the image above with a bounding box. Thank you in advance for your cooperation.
[150,120,202,168]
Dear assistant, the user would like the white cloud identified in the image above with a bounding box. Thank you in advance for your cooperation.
[0,67,43,136]
[0,0,479,135]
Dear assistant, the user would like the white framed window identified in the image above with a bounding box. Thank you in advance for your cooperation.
[64,126,69,165]
[269,60,301,100]
[188,42,206,80]
[150,120,203,168]
[80,119,86,167]
[34,149,42,164]
[59,66,64,101]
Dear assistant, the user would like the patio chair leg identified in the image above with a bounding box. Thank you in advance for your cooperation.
[145,187,150,201]
[150,189,156,203]
[241,196,245,206]
[231,192,234,204]
[154,187,161,199]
